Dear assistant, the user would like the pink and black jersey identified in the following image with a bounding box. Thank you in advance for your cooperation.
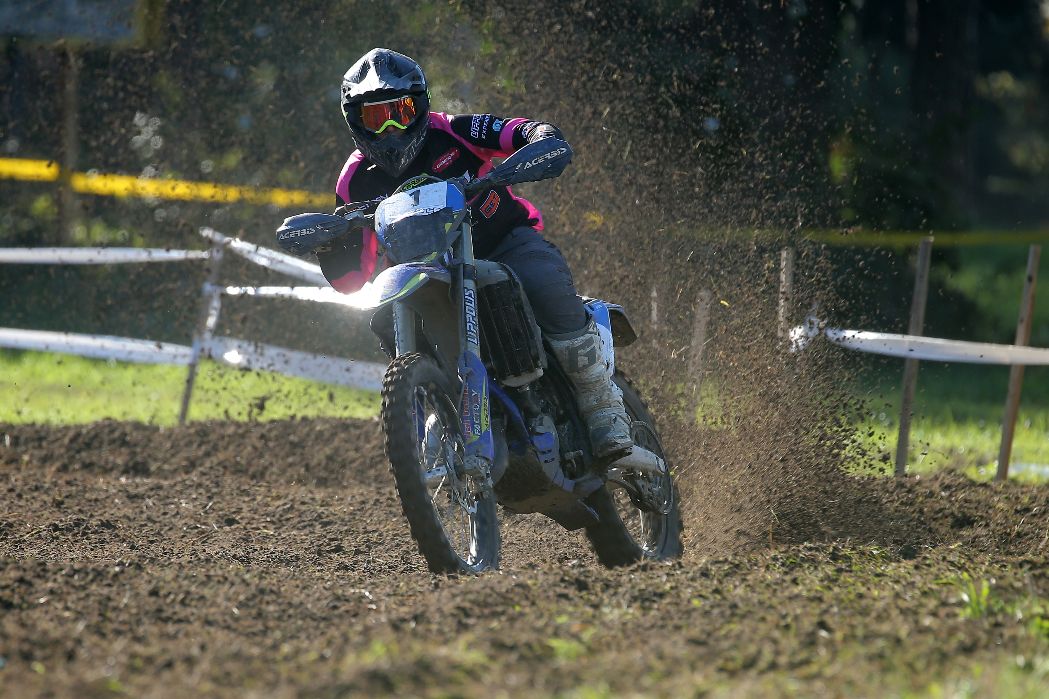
[326,112,562,293]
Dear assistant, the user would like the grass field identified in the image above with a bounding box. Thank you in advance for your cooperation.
[4,349,1047,482]
[850,362,1049,482]
[0,350,379,425]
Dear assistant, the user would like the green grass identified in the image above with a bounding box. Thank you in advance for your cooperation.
[945,572,1001,620]
[851,362,1049,482]
[5,348,1047,485]
[844,242,1049,481]
[0,350,380,425]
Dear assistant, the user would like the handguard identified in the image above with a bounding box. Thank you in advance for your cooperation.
[275,211,363,257]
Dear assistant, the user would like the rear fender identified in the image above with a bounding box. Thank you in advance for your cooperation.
[584,299,637,376]
[583,298,638,348]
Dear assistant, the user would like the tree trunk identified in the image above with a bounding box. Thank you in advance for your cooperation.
[910,0,979,227]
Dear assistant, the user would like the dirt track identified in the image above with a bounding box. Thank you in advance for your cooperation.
[1,418,1047,698]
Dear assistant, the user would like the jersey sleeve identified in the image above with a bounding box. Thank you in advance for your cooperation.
[449,114,565,157]
[323,151,381,294]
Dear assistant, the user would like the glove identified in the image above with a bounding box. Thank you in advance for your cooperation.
[316,198,381,255]
[520,121,564,143]
[334,196,384,219]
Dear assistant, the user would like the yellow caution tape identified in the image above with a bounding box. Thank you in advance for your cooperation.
[0,158,61,182]
[4,157,1047,245]
[803,229,1049,247]
[0,157,330,208]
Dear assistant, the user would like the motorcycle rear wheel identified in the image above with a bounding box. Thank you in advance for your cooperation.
[381,352,500,574]
[584,372,684,567]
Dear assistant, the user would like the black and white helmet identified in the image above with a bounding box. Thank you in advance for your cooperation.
[341,48,430,177]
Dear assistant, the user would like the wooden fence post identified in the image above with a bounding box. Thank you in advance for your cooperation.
[178,243,225,425]
[895,236,934,476]
[778,247,795,341]
[996,244,1042,481]
[58,45,80,244]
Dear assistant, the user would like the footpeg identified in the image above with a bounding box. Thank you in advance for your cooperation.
[609,446,667,476]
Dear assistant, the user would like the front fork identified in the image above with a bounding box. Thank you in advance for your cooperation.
[392,224,495,488]
[392,302,416,356]
[454,222,495,484]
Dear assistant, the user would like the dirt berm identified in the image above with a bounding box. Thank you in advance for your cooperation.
[2,418,1047,697]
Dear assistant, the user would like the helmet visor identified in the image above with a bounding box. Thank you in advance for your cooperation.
[359,96,419,134]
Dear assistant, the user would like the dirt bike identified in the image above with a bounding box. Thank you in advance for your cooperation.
[276,138,682,573]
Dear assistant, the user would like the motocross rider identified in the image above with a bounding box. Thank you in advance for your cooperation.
[320,47,632,460]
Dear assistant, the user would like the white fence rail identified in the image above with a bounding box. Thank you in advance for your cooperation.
[0,328,385,391]
[780,240,1044,480]
[1,228,387,422]
[790,320,1049,365]
[206,335,384,390]
[199,227,328,285]
[218,284,361,307]
[0,247,210,264]
[0,328,194,365]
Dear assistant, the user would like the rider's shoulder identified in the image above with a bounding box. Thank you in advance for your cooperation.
[429,111,454,130]
[337,149,373,195]
[341,148,368,172]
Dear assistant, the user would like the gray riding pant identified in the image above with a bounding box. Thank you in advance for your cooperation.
[486,227,588,337]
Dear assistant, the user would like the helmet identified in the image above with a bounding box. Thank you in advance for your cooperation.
[341,48,430,177]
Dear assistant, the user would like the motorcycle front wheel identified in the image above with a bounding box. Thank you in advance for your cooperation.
[584,372,684,567]
[381,352,500,574]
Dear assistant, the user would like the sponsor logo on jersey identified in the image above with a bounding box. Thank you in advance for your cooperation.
[432,147,460,173]
[470,114,493,140]
[492,118,504,132]
[479,190,500,219]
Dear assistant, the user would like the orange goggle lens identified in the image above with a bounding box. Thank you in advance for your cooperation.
[360,96,418,133]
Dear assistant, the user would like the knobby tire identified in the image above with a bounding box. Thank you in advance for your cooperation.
[381,352,499,574]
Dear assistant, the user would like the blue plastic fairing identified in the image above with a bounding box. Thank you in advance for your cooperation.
[583,298,638,347]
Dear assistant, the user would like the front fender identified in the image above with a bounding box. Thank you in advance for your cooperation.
[341,263,451,310]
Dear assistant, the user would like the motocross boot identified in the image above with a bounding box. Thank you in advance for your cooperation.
[547,318,633,460]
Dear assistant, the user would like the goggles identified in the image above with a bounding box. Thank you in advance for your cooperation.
[359,96,418,134]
